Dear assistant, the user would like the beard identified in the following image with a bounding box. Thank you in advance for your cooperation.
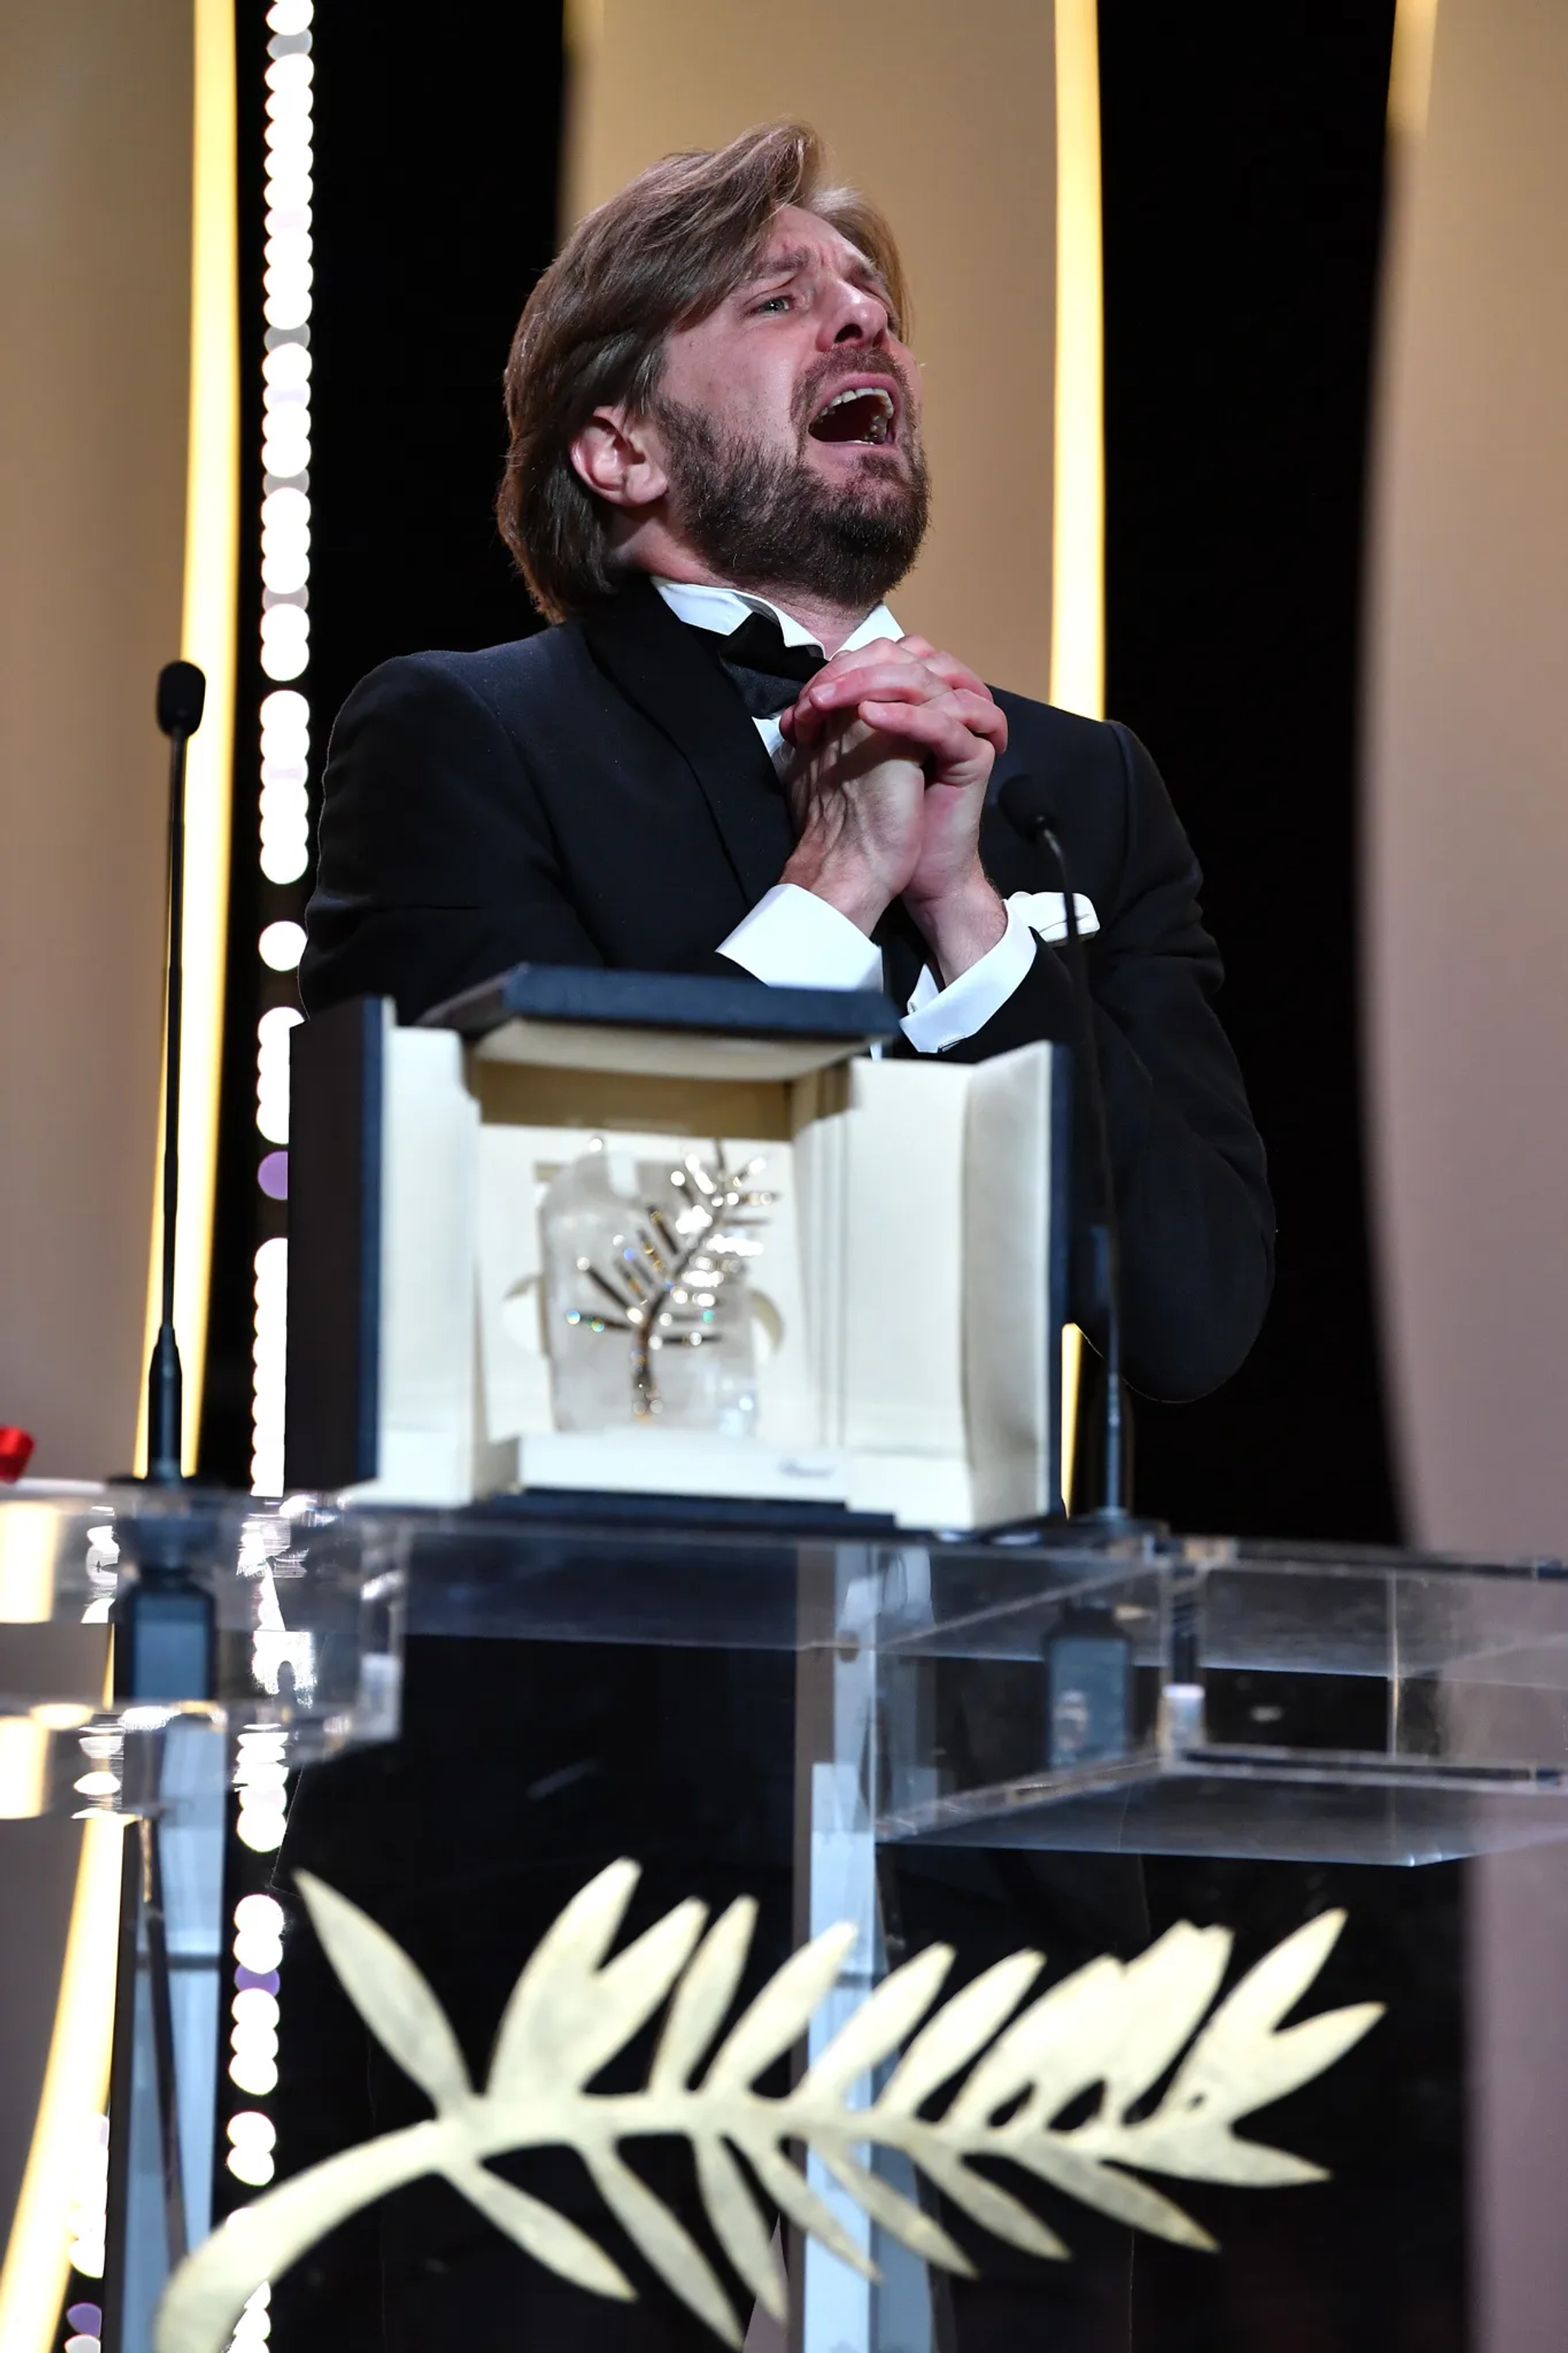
[650,383,930,615]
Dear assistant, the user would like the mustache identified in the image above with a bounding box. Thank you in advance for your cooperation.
[790,350,913,436]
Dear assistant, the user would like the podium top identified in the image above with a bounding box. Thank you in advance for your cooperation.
[7,1484,1568,1863]
[417,960,903,1048]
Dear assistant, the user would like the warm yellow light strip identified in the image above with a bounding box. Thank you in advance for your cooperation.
[1387,0,1439,142]
[1050,0,1107,1499]
[1059,1323,1084,1513]
[1049,0,1106,723]
[139,0,241,1473]
[0,1820,125,2346]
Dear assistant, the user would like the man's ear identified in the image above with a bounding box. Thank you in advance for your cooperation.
[568,407,669,512]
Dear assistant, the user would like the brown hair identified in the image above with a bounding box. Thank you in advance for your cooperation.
[497,122,909,622]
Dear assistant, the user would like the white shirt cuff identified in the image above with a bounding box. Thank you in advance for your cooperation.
[719,883,884,992]
[900,894,1040,1054]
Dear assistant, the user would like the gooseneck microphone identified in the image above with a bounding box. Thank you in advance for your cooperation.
[147,660,207,1484]
[1000,775,1138,1531]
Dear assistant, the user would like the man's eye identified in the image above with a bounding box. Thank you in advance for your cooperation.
[754,294,792,314]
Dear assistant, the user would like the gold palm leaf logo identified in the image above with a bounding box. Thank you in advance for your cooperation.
[155,1861,1382,2352]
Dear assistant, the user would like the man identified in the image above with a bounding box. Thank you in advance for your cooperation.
[281,123,1272,2351]
[304,123,1272,1397]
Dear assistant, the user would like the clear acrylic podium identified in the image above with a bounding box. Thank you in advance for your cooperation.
[0,1486,399,2353]
[7,1484,1568,2347]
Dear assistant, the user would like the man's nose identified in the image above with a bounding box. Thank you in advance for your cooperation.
[825,277,889,346]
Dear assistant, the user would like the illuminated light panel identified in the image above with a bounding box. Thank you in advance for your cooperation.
[65,2116,109,2283]
[223,1736,292,2326]
[135,0,241,1478]
[259,687,310,885]
[1049,0,1105,723]
[256,1008,301,1144]
[252,0,316,1497]
[1388,0,1440,141]
[259,920,306,972]
[1049,0,1106,1488]
[236,1728,290,1856]
[252,1241,289,1497]
[227,1892,285,2173]
[0,1825,122,2347]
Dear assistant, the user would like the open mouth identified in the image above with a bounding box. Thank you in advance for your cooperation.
[807,383,898,447]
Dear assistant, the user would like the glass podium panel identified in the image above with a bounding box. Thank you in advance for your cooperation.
[6,1489,1563,2351]
[0,1485,401,1817]
[377,1511,1568,1869]
[0,1486,401,2353]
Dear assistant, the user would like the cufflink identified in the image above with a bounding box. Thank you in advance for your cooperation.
[1007,889,1101,942]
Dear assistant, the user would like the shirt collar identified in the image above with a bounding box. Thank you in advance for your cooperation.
[651,576,903,656]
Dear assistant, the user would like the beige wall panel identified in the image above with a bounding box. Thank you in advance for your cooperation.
[1367,0,1568,1561]
[1365,8,1568,2351]
[566,0,1056,700]
[0,2,192,1475]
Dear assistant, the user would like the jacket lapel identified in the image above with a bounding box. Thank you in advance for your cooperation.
[581,582,795,906]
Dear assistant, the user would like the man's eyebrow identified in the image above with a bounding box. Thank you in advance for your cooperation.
[742,245,896,310]
[743,245,817,285]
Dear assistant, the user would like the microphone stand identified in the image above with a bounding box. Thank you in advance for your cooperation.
[999,791,1160,1541]
[114,661,218,1700]
[1037,818,1133,1531]
[147,677,197,1484]
[102,666,222,2353]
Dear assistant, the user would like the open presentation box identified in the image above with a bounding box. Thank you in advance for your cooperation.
[285,967,1069,1529]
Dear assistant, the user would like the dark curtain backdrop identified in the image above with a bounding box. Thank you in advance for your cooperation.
[1098,0,1402,1547]
[1098,22,1464,2353]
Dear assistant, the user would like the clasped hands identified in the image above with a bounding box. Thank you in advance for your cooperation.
[776,635,1009,986]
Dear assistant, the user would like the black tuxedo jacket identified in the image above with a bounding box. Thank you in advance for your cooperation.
[303,579,1272,1400]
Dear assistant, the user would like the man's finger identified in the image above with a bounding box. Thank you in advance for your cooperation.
[801,648,992,713]
[808,635,907,680]
[916,651,990,700]
[855,692,1008,760]
[858,688,1009,750]
[804,662,945,712]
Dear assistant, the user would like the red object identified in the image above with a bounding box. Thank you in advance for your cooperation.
[0,1427,35,1482]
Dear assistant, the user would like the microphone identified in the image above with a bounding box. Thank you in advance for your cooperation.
[156,659,206,738]
[1000,774,1142,1532]
[146,661,206,1486]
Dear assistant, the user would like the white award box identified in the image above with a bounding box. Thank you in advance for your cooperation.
[285,969,1068,1530]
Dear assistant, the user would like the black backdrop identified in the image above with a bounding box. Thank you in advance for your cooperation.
[1099,1,1401,1546]
[1093,30,1459,2353]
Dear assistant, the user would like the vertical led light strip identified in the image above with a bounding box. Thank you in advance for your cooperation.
[1050,0,1107,1495]
[0,1821,123,2352]
[1049,0,1105,724]
[252,0,317,1495]
[136,0,241,1476]
[1387,0,1439,143]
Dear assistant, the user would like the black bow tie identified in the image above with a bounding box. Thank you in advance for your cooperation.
[713,610,827,719]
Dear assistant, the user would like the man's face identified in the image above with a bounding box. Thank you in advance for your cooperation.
[644,204,929,612]
[658,204,924,492]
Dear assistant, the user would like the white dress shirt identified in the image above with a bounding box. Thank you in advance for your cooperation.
[652,577,1048,1053]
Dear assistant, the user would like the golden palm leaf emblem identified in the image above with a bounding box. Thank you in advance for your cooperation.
[156,1860,1382,2351]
